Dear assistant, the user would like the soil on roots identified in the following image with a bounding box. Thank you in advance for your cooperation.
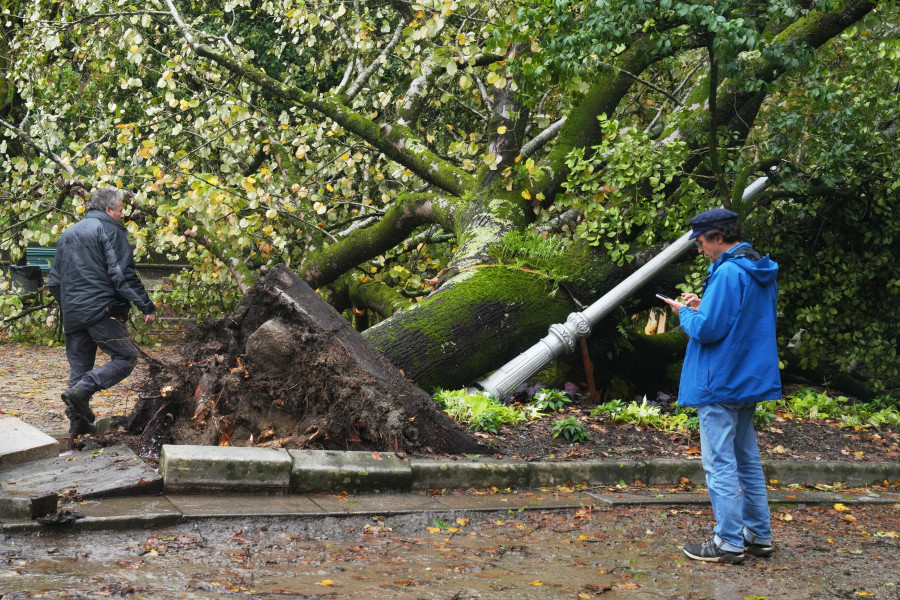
[125,265,483,458]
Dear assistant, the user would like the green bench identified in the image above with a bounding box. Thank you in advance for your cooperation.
[25,247,57,274]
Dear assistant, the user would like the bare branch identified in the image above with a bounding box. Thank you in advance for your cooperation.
[161,0,198,47]
[521,117,567,158]
[396,55,438,126]
[344,24,404,102]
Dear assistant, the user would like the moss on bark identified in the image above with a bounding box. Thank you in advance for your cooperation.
[363,266,575,390]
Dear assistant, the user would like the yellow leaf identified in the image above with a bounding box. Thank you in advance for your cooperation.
[497,125,507,134]
[448,527,461,533]
[456,518,469,526]
[834,503,852,511]
[843,514,857,523]
[527,580,543,586]
[577,534,589,541]
[316,580,334,587]
[426,527,441,533]
[521,189,531,200]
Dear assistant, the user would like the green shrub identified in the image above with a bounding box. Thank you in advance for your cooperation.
[589,398,625,418]
[530,388,571,412]
[613,397,663,428]
[433,388,527,432]
[551,417,590,443]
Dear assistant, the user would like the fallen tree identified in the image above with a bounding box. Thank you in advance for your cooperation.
[2,0,898,425]
[129,265,484,455]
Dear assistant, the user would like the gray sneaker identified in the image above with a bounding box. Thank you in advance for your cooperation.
[744,538,774,557]
[683,539,745,564]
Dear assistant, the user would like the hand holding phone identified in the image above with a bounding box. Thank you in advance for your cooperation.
[655,293,672,302]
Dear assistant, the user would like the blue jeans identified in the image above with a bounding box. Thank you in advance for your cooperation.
[64,315,139,415]
[698,401,772,552]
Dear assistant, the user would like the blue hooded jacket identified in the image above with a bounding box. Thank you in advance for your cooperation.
[676,242,782,407]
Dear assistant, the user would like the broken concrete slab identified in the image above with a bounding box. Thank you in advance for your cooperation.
[410,457,529,491]
[0,417,59,468]
[94,416,113,436]
[0,445,160,499]
[288,449,412,493]
[159,444,292,493]
[0,491,58,520]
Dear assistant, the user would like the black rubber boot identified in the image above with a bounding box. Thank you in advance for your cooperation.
[68,415,96,436]
[62,386,95,424]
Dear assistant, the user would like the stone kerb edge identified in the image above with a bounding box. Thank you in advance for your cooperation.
[763,460,900,487]
[528,460,651,488]
[159,444,293,493]
[288,449,413,493]
[409,458,529,491]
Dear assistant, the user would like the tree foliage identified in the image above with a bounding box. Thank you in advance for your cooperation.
[0,0,896,393]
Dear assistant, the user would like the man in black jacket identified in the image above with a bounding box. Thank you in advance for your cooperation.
[49,188,157,435]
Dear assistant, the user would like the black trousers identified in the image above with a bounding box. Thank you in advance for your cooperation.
[64,315,138,418]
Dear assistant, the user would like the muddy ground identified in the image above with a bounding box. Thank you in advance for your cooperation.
[2,342,900,598]
[2,341,898,466]
[2,500,899,599]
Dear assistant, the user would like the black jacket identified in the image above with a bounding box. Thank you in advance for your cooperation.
[48,210,156,333]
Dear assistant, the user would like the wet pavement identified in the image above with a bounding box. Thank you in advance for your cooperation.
[2,492,899,599]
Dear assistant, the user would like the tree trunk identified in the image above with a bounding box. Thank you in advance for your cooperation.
[363,266,577,390]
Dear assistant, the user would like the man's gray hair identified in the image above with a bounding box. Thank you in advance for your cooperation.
[86,188,122,212]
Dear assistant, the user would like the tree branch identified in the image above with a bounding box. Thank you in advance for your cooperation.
[0,116,74,174]
[343,24,404,102]
[299,192,458,287]
[521,117,567,158]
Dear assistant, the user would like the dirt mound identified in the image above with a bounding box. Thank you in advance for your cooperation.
[127,265,484,457]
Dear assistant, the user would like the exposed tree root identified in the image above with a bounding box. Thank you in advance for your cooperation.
[128,265,485,457]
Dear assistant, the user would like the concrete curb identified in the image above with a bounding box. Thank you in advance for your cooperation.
[2,443,898,531]
[158,445,900,495]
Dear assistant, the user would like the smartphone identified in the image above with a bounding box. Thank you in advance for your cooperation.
[655,293,672,302]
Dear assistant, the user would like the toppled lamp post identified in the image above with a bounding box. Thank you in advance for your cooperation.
[472,176,773,399]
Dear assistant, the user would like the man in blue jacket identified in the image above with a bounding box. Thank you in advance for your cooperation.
[49,188,157,436]
[663,208,781,564]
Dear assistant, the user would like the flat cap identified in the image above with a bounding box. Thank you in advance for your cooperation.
[689,208,739,240]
